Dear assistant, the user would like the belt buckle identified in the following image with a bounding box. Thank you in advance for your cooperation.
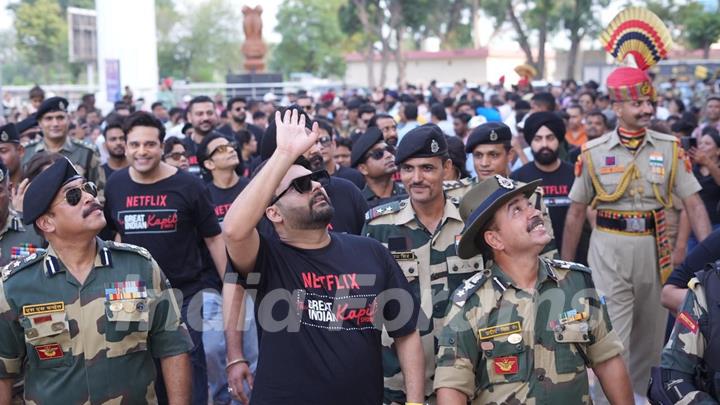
[625,217,645,232]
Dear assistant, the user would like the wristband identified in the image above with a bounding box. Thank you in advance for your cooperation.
[225,358,249,370]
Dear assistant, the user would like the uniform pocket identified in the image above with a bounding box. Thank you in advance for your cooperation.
[553,321,591,374]
[481,339,530,385]
[104,299,150,358]
[22,312,72,369]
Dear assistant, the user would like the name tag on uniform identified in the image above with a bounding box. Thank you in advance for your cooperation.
[479,321,521,340]
[392,252,416,261]
[22,302,64,317]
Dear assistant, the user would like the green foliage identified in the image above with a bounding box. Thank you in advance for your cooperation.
[13,0,67,69]
[156,0,243,82]
[682,7,720,57]
[270,0,347,79]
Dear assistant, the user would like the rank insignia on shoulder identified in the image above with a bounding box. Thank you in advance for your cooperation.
[547,258,591,273]
[452,271,487,307]
[365,200,403,221]
[106,241,152,260]
[443,177,474,192]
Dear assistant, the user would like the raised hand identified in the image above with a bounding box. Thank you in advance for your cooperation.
[274,108,320,159]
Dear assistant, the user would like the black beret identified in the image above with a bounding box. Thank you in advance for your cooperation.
[23,158,82,225]
[465,122,512,153]
[350,127,383,168]
[523,112,566,145]
[16,114,38,134]
[36,96,69,119]
[0,123,20,144]
[395,124,448,165]
[260,106,313,161]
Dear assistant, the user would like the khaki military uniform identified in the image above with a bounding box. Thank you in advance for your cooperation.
[658,280,718,404]
[0,212,45,267]
[569,129,701,398]
[361,181,406,209]
[434,259,623,404]
[362,197,483,403]
[22,137,106,202]
[0,239,193,404]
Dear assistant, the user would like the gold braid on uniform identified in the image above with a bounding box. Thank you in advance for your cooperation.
[617,127,646,153]
[583,149,639,208]
[651,141,679,208]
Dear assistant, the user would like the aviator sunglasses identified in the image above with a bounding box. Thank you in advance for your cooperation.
[55,182,98,207]
[270,170,330,205]
[365,145,395,161]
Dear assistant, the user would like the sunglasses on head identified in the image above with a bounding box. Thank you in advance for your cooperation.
[270,170,330,205]
[208,142,237,159]
[57,182,98,207]
[365,145,395,161]
[164,151,189,161]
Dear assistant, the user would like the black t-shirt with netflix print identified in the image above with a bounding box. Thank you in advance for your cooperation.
[231,232,418,405]
[103,167,222,297]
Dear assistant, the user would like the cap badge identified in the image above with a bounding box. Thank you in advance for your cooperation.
[58,101,66,110]
[0,131,8,142]
[496,175,515,190]
[489,130,498,141]
[640,82,651,96]
[430,139,440,153]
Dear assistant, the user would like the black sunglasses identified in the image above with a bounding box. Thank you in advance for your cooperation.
[163,151,189,160]
[365,145,395,161]
[316,135,332,147]
[56,182,98,207]
[207,142,238,159]
[270,170,330,205]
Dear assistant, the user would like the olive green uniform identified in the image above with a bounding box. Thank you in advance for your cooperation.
[22,137,106,201]
[0,239,193,404]
[362,197,483,403]
[569,129,701,397]
[434,258,623,404]
[0,212,45,267]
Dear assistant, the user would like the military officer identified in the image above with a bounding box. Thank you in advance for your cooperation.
[562,65,712,400]
[0,158,193,404]
[648,261,720,404]
[434,175,633,405]
[21,97,106,201]
[0,159,44,266]
[362,124,483,404]
[351,127,406,208]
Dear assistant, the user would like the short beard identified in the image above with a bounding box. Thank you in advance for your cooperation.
[280,192,335,230]
[308,153,325,171]
[532,147,558,165]
[232,114,246,124]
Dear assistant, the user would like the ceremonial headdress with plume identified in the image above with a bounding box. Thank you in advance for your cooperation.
[600,7,672,102]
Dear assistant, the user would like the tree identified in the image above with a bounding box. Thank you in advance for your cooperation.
[270,0,347,79]
[681,5,720,59]
[559,0,607,79]
[156,0,244,82]
[12,0,67,82]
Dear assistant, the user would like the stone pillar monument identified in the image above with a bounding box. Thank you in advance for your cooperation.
[242,6,267,72]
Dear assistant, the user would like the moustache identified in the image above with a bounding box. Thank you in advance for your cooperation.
[526,216,543,232]
[82,203,104,218]
[635,114,653,120]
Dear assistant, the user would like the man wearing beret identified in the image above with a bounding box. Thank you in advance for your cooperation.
[511,112,583,262]
[21,97,106,201]
[363,124,483,404]
[0,158,193,404]
[0,124,25,188]
[0,159,44,267]
[351,127,406,208]
[434,174,633,405]
[15,114,40,145]
[562,65,712,401]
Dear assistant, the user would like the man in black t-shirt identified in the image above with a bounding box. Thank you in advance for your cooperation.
[100,117,128,180]
[511,111,589,263]
[222,108,423,405]
[104,112,227,405]
[183,95,226,177]
[217,96,265,152]
[313,118,365,189]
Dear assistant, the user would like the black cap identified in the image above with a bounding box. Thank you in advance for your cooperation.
[36,96,69,119]
[350,127,383,168]
[395,124,448,165]
[260,106,313,161]
[465,122,512,153]
[0,123,20,144]
[16,114,38,134]
[23,158,82,225]
[523,112,566,145]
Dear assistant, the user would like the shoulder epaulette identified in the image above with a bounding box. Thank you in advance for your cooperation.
[1,251,46,281]
[451,271,489,307]
[70,138,99,152]
[583,133,612,151]
[648,130,679,143]
[365,199,405,222]
[24,139,41,148]
[688,277,700,290]
[443,177,474,192]
[547,258,591,273]
[105,241,152,260]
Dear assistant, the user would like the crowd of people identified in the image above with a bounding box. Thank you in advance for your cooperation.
[0,59,718,405]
